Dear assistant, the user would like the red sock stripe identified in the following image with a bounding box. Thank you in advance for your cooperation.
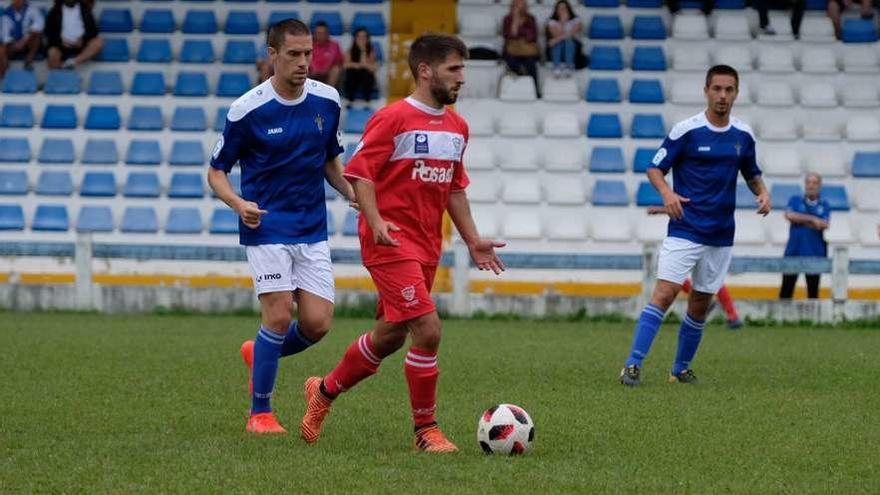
[358,334,380,365]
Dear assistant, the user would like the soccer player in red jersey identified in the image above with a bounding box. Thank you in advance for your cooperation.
[300,33,505,453]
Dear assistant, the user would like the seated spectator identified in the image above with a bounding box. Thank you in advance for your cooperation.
[343,27,378,106]
[668,0,712,15]
[502,0,540,97]
[780,172,830,300]
[256,29,272,83]
[545,0,582,78]
[45,0,103,70]
[753,0,806,37]
[0,0,44,76]
[828,0,874,39]
[309,21,343,87]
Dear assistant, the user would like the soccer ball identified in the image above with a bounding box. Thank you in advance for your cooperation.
[477,404,534,455]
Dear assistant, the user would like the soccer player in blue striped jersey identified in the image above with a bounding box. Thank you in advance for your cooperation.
[620,65,771,386]
[207,19,356,433]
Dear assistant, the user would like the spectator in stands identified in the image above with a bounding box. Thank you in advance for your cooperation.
[309,20,343,87]
[667,0,712,15]
[828,0,875,39]
[545,0,582,78]
[343,28,378,107]
[754,0,806,37]
[256,30,273,83]
[44,0,102,70]
[780,172,830,300]
[0,0,44,76]
[502,0,540,98]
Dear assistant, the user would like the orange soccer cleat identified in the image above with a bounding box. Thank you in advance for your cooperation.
[246,412,287,434]
[300,376,333,444]
[414,424,458,453]
[240,340,254,395]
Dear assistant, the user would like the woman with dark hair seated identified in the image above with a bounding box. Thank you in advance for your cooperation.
[343,28,378,106]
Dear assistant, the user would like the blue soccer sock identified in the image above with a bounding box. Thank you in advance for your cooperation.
[252,326,283,414]
[672,313,706,375]
[625,304,666,367]
[280,320,314,357]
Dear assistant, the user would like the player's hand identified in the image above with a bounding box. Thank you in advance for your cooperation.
[468,239,506,275]
[348,199,360,211]
[235,200,267,229]
[755,192,771,216]
[646,206,666,215]
[372,220,400,247]
[812,218,829,230]
[661,191,690,220]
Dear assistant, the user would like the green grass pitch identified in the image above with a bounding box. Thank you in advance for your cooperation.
[2,312,878,494]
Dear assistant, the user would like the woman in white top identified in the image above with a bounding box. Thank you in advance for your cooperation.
[546,0,582,78]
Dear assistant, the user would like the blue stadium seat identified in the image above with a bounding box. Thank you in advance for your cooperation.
[325,180,337,200]
[268,11,300,26]
[715,0,746,7]
[631,114,665,138]
[170,141,205,166]
[128,106,164,131]
[344,108,373,134]
[137,39,172,63]
[140,9,175,33]
[88,71,123,95]
[628,0,663,7]
[180,39,215,63]
[342,210,358,236]
[632,46,667,71]
[586,78,621,103]
[0,204,24,230]
[590,147,626,173]
[223,40,257,64]
[805,0,826,9]
[372,41,385,63]
[592,180,629,206]
[351,12,386,36]
[633,147,656,173]
[771,183,803,209]
[126,140,162,165]
[171,107,206,131]
[225,11,259,34]
[76,206,114,233]
[308,0,342,3]
[735,182,754,208]
[38,138,75,164]
[0,170,27,195]
[174,72,209,96]
[1,104,34,128]
[587,113,623,138]
[34,170,73,196]
[228,174,242,196]
[80,171,117,197]
[32,204,69,231]
[217,72,251,97]
[122,207,159,233]
[636,181,663,206]
[41,104,77,129]
[823,185,850,211]
[343,142,357,164]
[310,11,344,35]
[97,38,130,62]
[588,16,624,40]
[168,173,204,198]
[2,68,37,93]
[131,72,166,96]
[165,207,202,234]
[585,0,620,6]
[842,19,878,43]
[99,9,133,32]
[210,208,239,234]
[183,10,217,34]
[84,105,121,130]
[631,16,666,40]
[852,151,880,177]
[44,70,81,94]
[0,137,30,162]
[589,46,623,71]
[124,172,161,198]
[326,210,336,236]
[214,107,229,132]
[629,79,664,103]
[82,139,118,165]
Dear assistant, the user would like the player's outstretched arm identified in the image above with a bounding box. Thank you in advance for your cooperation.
[647,168,689,220]
[207,168,266,229]
[447,191,506,275]
[746,176,771,216]
[325,156,357,208]
[351,179,399,246]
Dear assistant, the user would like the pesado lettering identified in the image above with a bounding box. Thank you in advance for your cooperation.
[411,160,454,183]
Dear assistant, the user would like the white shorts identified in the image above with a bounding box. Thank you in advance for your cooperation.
[656,237,732,294]
[245,241,335,302]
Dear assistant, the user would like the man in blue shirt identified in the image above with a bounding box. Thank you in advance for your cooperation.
[207,19,356,434]
[0,0,43,76]
[620,65,771,387]
[780,172,829,299]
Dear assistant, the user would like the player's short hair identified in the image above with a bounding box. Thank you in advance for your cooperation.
[407,33,468,78]
[705,64,739,88]
[267,19,310,49]
[805,171,822,183]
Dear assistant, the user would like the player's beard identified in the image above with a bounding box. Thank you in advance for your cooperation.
[430,77,458,106]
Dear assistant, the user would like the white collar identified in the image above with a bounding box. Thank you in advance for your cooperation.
[268,77,309,106]
[405,96,445,116]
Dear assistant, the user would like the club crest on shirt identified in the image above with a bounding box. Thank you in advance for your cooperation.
[315,114,325,133]
[451,137,463,155]
[401,285,416,301]
[414,133,429,154]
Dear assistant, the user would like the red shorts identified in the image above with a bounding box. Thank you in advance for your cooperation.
[367,260,438,324]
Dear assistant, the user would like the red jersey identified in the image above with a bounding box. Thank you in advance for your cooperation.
[344,97,470,267]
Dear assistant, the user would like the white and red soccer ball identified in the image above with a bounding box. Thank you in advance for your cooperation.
[477,404,534,455]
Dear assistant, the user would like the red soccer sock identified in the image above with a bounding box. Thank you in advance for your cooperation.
[717,285,740,321]
[323,333,381,397]
[404,347,439,428]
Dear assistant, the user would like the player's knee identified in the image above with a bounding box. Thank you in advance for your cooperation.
[372,330,407,357]
[299,315,332,342]
[408,312,442,351]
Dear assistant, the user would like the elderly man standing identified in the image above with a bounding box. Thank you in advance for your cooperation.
[780,172,830,299]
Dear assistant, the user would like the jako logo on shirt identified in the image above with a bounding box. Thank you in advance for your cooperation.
[258,273,282,282]
[267,127,283,135]
[411,160,454,183]
[414,133,429,154]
